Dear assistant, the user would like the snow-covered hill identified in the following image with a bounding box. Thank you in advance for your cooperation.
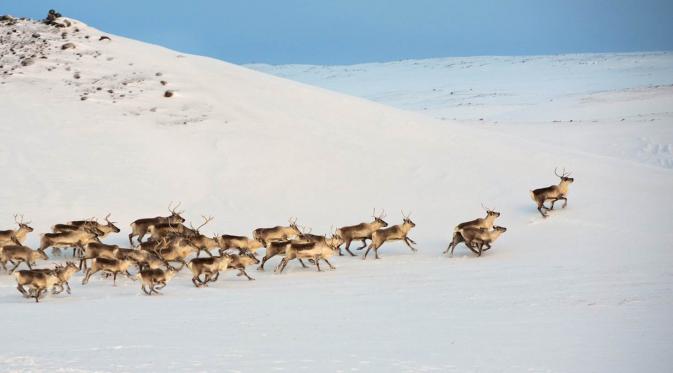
[251,52,673,169]
[1,14,672,372]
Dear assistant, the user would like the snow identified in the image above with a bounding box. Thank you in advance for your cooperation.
[1,16,672,372]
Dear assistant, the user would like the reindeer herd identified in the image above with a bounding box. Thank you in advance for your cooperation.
[0,168,574,302]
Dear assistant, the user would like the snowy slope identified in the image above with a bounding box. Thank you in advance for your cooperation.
[1,15,673,372]
[251,52,673,169]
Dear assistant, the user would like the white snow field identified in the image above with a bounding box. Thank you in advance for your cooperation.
[1,15,673,373]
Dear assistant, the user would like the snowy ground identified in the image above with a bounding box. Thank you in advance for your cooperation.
[1,15,672,372]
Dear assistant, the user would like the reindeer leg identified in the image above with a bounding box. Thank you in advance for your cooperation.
[34,289,43,303]
[16,284,28,297]
[141,284,152,295]
[559,197,568,208]
[210,271,220,282]
[238,268,254,280]
[64,282,72,294]
[363,244,373,260]
[258,256,269,271]
[9,261,22,273]
[323,258,335,269]
[341,240,351,256]
[191,277,202,288]
[298,259,308,268]
[374,246,381,259]
[403,237,418,252]
[113,271,118,286]
[315,258,322,272]
[537,205,548,218]
[356,239,368,251]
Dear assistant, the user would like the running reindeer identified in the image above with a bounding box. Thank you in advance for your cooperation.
[128,202,186,244]
[363,211,417,260]
[444,204,501,255]
[0,215,34,246]
[530,168,575,218]
[252,217,301,247]
[336,209,388,256]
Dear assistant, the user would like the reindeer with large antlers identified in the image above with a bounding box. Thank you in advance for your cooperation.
[252,217,301,247]
[186,216,221,257]
[530,168,575,218]
[336,209,388,256]
[40,223,102,256]
[444,204,501,255]
[0,215,34,247]
[129,202,186,244]
[363,211,417,260]
[54,213,120,237]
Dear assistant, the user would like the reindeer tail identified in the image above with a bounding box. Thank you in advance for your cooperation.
[529,190,536,201]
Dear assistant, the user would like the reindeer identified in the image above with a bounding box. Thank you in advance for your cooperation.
[81,257,134,286]
[39,226,101,256]
[216,234,264,255]
[14,270,60,302]
[252,217,301,247]
[222,251,261,280]
[156,237,200,270]
[336,209,388,256]
[187,255,232,287]
[53,213,120,238]
[129,202,185,244]
[0,245,48,272]
[147,222,197,241]
[530,168,575,218]
[257,240,305,271]
[0,215,34,247]
[444,204,501,255]
[181,216,219,257]
[78,242,120,270]
[28,262,79,294]
[451,226,508,257]
[137,268,178,295]
[276,234,343,273]
[117,247,167,271]
[363,212,417,260]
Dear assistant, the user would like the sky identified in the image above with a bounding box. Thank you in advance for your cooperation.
[3,1,673,65]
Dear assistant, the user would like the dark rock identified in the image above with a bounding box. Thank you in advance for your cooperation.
[164,90,174,98]
[61,42,76,50]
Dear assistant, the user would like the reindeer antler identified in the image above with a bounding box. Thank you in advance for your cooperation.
[481,203,492,212]
[104,213,116,224]
[555,167,571,178]
[190,215,214,234]
[289,217,297,225]
[401,210,411,219]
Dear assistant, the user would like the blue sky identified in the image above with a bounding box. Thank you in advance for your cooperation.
[3,1,673,65]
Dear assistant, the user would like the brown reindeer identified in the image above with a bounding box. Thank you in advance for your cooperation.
[129,202,185,244]
[336,209,388,256]
[81,257,134,286]
[39,225,102,256]
[444,204,501,255]
[363,212,417,260]
[187,255,232,287]
[530,168,575,218]
[28,262,80,294]
[14,270,60,302]
[451,226,508,256]
[0,215,34,246]
[252,217,301,247]
[53,213,120,238]
[216,234,264,255]
[223,251,261,280]
[156,237,200,270]
[0,245,49,272]
[137,268,178,295]
[78,242,120,270]
[257,240,308,271]
[276,235,344,273]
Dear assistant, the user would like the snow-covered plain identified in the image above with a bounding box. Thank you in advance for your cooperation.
[1,15,672,372]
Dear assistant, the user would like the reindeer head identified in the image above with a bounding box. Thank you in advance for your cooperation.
[492,226,507,233]
[481,204,501,218]
[167,202,186,223]
[401,210,416,228]
[37,249,49,260]
[164,268,178,281]
[14,214,34,233]
[241,250,261,264]
[103,213,121,233]
[372,208,389,227]
[555,167,574,184]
